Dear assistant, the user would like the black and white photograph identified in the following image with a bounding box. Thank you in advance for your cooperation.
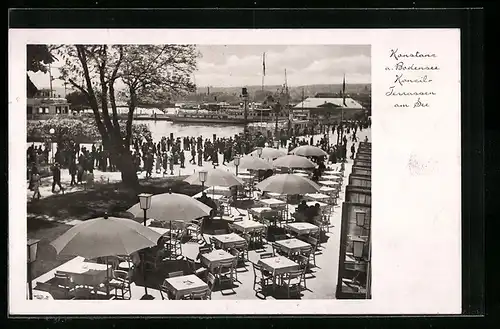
[25,44,371,301]
[9,27,462,315]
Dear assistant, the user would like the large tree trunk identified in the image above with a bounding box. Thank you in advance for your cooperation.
[116,150,139,189]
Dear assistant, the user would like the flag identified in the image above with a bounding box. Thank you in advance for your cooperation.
[262,52,266,76]
[342,74,347,107]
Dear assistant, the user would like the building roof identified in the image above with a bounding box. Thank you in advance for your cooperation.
[293,97,364,109]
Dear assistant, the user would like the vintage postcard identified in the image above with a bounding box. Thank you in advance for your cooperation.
[9,28,461,315]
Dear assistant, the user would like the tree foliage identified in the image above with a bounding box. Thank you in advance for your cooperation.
[27,45,55,74]
[53,44,199,187]
[27,116,151,144]
[65,90,90,110]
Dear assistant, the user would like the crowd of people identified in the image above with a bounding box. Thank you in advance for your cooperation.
[26,118,369,199]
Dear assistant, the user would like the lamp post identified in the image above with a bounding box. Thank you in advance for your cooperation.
[355,212,367,229]
[27,238,40,300]
[234,156,241,176]
[137,193,153,299]
[257,147,263,158]
[199,170,208,189]
[351,236,366,261]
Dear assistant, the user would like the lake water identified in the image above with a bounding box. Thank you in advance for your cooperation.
[81,107,245,141]
[143,120,244,141]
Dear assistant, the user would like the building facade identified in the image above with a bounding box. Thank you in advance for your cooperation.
[27,89,71,120]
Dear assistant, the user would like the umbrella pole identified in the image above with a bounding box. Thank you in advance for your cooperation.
[105,256,110,297]
[142,208,150,298]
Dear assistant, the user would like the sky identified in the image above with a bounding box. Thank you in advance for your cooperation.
[28,45,371,91]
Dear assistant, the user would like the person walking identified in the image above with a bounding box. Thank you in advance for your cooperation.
[32,171,41,200]
[51,162,64,193]
[350,143,356,160]
[190,148,196,164]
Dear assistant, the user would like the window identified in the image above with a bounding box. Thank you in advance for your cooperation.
[38,108,43,114]
[44,107,49,114]
[56,106,61,114]
[27,106,32,115]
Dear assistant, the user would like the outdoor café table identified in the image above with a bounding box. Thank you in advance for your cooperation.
[322,175,342,180]
[213,233,247,249]
[32,289,54,300]
[164,274,208,300]
[285,222,320,236]
[149,226,171,236]
[57,260,111,294]
[259,198,286,209]
[324,170,342,175]
[305,193,331,202]
[257,256,300,288]
[204,186,231,196]
[232,219,266,233]
[293,172,309,178]
[237,174,253,180]
[200,249,237,273]
[293,169,308,174]
[275,238,311,256]
[249,207,273,217]
[318,180,339,187]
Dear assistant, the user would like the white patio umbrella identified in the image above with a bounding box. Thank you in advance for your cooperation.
[255,174,321,195]
[289,145,328,157]
[272,155,317,169]
[51,215,162,259]
[249,147,286,160]
[233,155,274,171]
[50,214,162,298]
[127,192,212,224]
[255,174,321,225]
[184,167,244,188]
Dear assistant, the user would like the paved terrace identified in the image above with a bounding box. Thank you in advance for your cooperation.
[29,129,370,300]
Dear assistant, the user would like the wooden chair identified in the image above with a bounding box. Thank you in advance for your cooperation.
[280,269,304,298]
[189,287,211,300]
[158,283,172,300]
[108,269,131,300]
[232,240,249,265]
[251,262,273,293]
[216,259,236,288]
[167,270,184,278]
[260,252,274,259]
[296,254,310,290]
[187,219,203,242]
[116,255,135,278]
[186,257,208,280]
[209,237,220,249]
[301,241,317,268]
[199,245,213,254]
[206,272,217,291]
[52,272,75,299]
[271,242,282,257]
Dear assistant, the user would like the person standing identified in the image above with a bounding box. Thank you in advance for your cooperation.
[69,157,77,186]
[156,153,162,174]
[190,147,196,164]
[169,152,174,175]
[351,143,356,160]
[179,150,185,169]
[197,148,203,167]
[162,152,169,175]
[51,162,64,193]
[32,171,41,200]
